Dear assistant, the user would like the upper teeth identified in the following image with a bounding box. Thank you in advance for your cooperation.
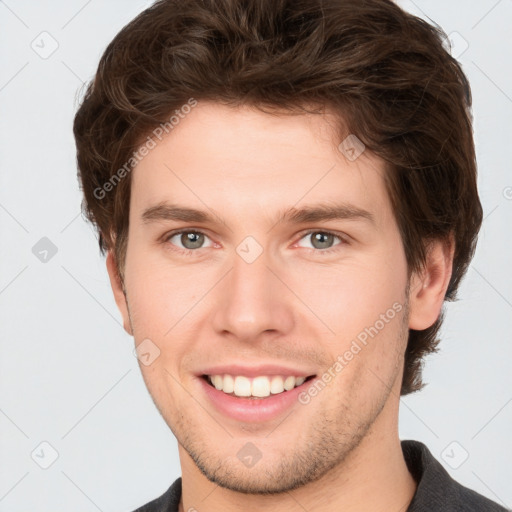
[208,375,307,398]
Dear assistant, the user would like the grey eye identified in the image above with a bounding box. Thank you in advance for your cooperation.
[310,232,335,249]
[180,232,205,249]
[297,231,343,250]
[167,231,213,250]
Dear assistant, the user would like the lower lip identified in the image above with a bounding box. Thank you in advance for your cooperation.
[198,376,314,423]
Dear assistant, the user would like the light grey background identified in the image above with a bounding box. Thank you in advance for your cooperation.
[0,1,511,510]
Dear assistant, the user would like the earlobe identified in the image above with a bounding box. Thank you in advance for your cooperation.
[106,251,133,336]
[408,235,455,331]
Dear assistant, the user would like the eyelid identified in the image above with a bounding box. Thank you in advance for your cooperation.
[162,228,215,251]
[162,227,212,240]
[294,228,349,251]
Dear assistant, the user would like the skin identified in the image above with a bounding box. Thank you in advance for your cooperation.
[107,102,454,511]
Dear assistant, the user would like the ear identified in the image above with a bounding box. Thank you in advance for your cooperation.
[106,250,133,336]
[408,234,455,330]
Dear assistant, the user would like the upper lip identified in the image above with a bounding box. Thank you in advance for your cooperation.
[197,364,317,378]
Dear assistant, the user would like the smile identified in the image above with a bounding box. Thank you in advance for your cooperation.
[204,374,315,398]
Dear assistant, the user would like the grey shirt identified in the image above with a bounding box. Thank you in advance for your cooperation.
[132,440,509,511]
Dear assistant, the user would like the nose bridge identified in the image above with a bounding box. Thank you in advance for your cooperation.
[211,239,293,340]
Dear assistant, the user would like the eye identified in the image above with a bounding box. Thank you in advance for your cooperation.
[162,229,348,256]
[164,230,214,252]
[296,230,347,252]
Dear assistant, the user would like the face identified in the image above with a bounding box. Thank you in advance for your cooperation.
[109,102,414,493]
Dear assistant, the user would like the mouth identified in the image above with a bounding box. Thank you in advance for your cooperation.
[201,373,316,399]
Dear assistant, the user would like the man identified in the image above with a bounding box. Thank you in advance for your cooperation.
[73,0,508,510]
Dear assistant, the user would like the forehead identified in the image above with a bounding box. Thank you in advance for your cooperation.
[129,102,391,227]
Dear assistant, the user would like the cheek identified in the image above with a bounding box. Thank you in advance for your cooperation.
[125,225,408,342]
[125,257,200,335]
[284,245,408,387]
[282,249,407,339]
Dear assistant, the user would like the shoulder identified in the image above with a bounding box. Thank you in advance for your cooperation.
[402,440,510,512]
[130,477,182,512]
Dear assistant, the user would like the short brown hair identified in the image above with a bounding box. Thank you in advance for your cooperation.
[73,0,482,395]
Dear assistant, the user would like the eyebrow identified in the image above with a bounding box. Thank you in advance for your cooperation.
[141,201,375,227]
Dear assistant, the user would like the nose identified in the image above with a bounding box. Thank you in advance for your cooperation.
[211,244,295,343]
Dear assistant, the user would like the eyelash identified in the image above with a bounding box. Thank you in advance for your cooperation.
[161,229,348,256]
